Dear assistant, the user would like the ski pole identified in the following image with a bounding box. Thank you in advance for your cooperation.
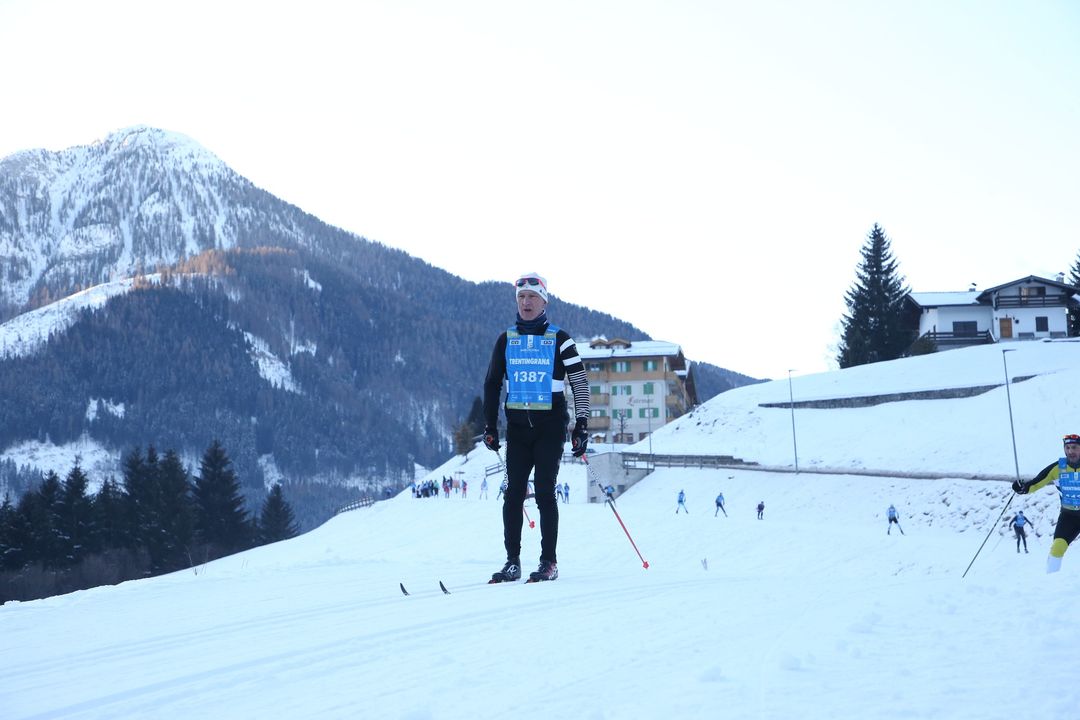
[581,455,649,569]
[523,505,535,529]
[962,492,1014,578]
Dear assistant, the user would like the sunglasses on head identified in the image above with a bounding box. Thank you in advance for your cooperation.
[515,277,542,287]
[1065,434,1080,444]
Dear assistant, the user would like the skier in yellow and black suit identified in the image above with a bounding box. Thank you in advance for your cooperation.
[1013,434,1080,573]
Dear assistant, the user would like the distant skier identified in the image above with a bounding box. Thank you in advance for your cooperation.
[1012,510,1031,553]
[714,492,727,517]
[676,490,688,514]
[480,478,489,500]
[887,504,904,535]
[756,501,765,520]
[555,483,564,503]
[1013,433,1080,573]
[563,481,570,504]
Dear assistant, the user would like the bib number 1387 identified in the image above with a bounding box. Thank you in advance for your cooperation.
[512,371,548,383]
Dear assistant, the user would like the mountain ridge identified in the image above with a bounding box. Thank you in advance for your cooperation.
[0,127,760,527]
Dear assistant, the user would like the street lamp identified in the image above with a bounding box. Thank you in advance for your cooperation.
[646,394,654,470]
[788,369,799,474]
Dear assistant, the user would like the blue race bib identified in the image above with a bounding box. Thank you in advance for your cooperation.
[505,326,559,410]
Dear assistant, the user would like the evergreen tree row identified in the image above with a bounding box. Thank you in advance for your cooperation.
[0,440,299,603]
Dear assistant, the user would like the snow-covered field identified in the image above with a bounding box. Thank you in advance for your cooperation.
[2,340,1079,720]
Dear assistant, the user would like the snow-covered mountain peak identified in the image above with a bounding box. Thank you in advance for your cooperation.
[0,126,317,318]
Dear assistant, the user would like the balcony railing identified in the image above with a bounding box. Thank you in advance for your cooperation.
[994,293,1071,309]
[917,330,995,348]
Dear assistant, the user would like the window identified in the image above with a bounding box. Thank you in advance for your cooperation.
[952,321,977,336]
[590,409,607,417]
[613,361,631,373]
[612,409,633,419]
[590,385,602,394]
[638,407,659,418]
[611,385,632,396]
[643,360,658,371]
[587,362,603,373]
[643,382,655,395]
[1021,286,1046,298]
[1036,316,1049,332]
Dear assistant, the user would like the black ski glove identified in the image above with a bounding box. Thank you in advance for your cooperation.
[483,426,500,452]
[1012,479,1030,495]
[571,418,589,458]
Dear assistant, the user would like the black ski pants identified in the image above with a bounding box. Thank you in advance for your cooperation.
[503,418,564,564]
[1015,525,1028,550]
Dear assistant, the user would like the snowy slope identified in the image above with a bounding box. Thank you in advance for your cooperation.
[2,342,1079,720]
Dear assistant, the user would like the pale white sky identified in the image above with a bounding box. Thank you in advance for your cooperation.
[2,0,1078,378]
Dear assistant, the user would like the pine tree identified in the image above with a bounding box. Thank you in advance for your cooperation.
[57,463,94,566]
[1068,250,1080,337]
[257,483,299,544]
[121,446,151,553]
[0,496,22,571]
[193,440,250,558]
[154,450,195,573]
[92,478,129,552]
[837,224,912,368]
[3,493,38,571]
[34,471,66,569]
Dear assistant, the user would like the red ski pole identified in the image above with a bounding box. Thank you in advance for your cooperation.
[582,455,649,569]
[523,505,535,529]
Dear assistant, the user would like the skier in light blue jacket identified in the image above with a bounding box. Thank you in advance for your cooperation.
[887,504,904,535]
[1012,510,1031,553]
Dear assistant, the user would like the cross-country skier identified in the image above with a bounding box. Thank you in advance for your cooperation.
[1013,433,1080,573]
[714,492,727,517]
[887,504,904,535]
[1012,510,1031,553]
[676,490,688,514]
[756,501,765,519]
[482,272,590,583]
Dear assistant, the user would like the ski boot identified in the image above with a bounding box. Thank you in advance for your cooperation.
[526,560,558,583]
[489,557,521,584]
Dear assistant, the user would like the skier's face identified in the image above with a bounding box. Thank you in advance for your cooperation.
[516,290,546,321]
[1065,440,1080,466]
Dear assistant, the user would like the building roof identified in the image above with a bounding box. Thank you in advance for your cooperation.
[577,337,690,374]
[909,275,1080,309]
[578,337,683,359]
[907,291,980,308]
[975,274,1079,303]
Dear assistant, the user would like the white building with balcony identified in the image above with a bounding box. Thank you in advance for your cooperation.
[571,337,697,444]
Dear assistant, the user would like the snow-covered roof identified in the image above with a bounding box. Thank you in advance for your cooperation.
[907,291,981,308]
[577,339,684,360]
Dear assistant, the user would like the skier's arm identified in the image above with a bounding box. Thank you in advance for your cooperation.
[482,334,508,429]
[1013,462,1058,495]
[557,330,590,421]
